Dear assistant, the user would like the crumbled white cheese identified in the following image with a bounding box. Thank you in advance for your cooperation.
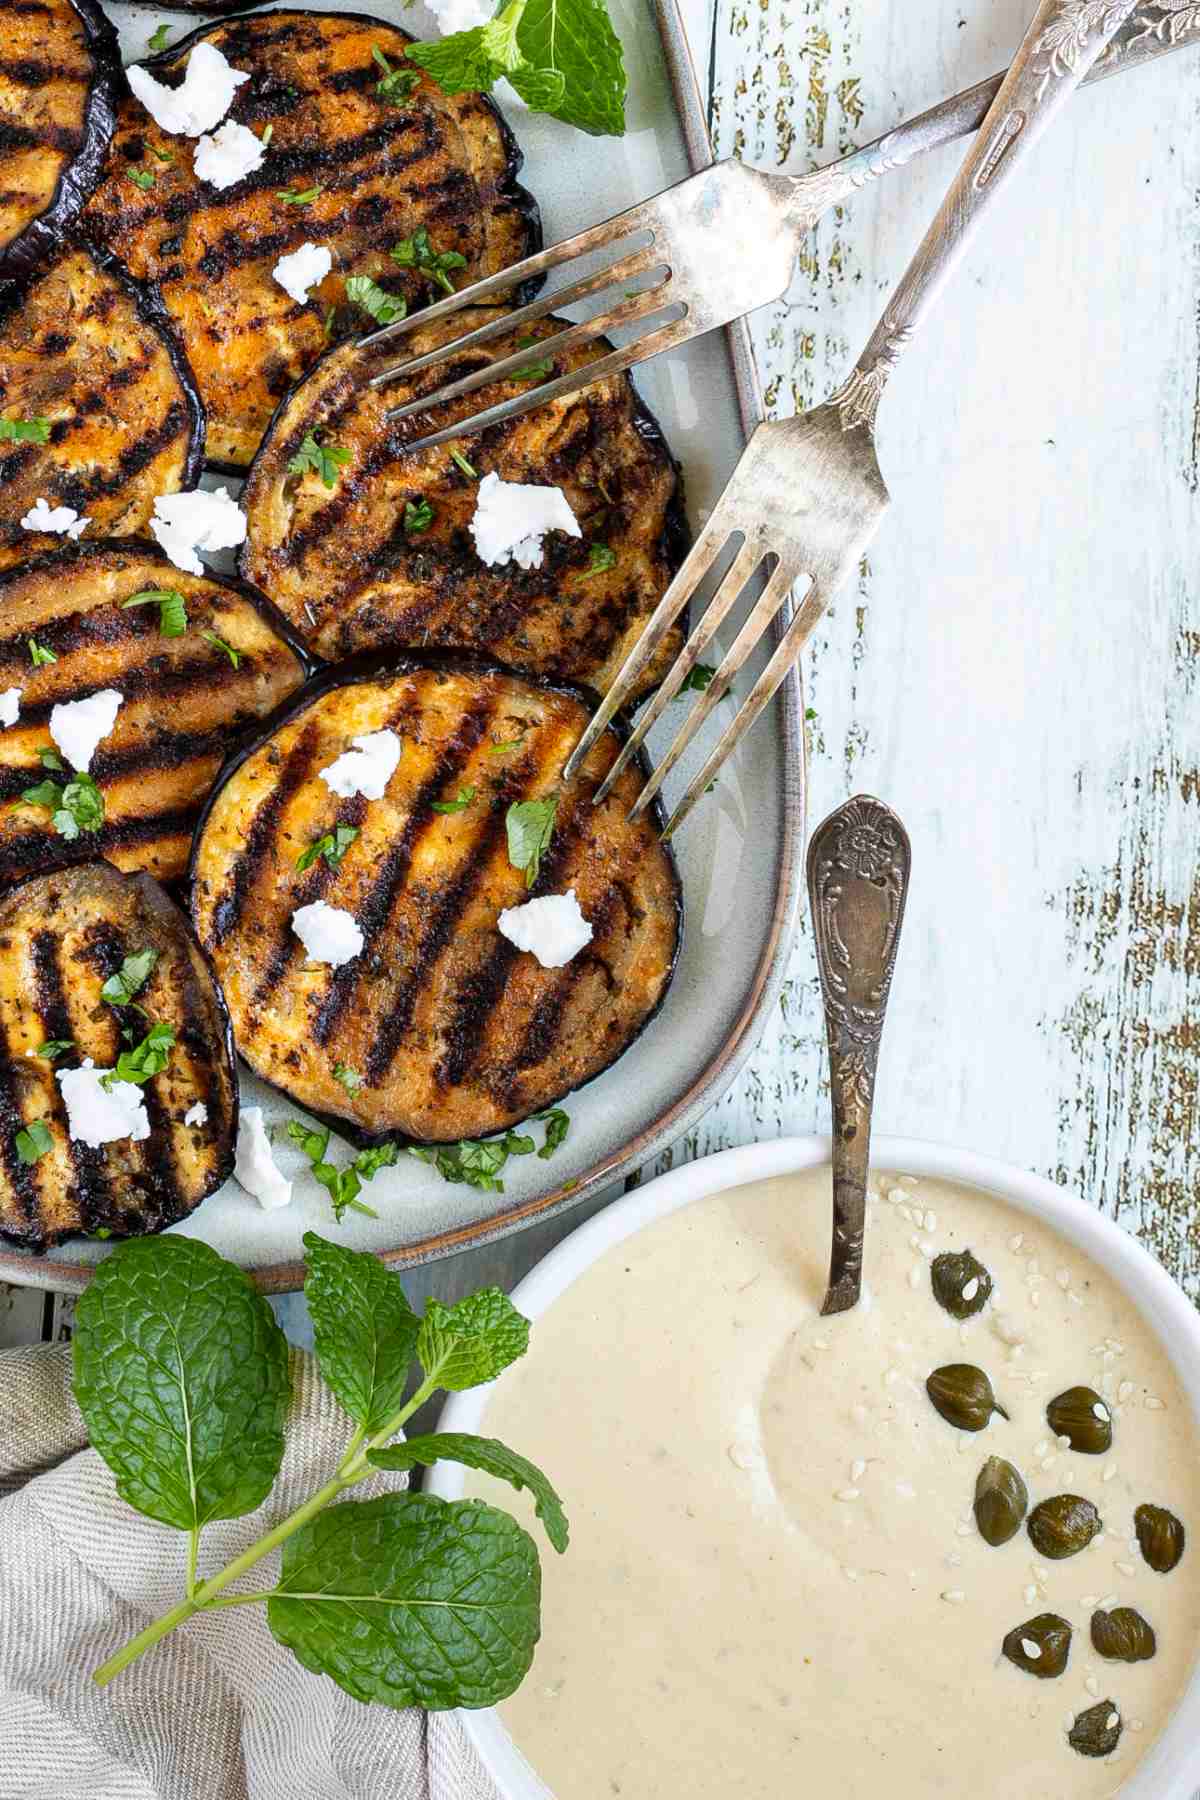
[273,242,333,306]
[469,471,581,571]
[49,689,123,772]
[56,1059,150,1149]
[497,888,593,969]
[427,0,494,31]
[150,486,246,576]
[318,730,402,801]
[234,1106,292,1211]
[20,497,91,540]
[128,40,250,138]
[193,118,265,190]
[292,900,364,967]
[0,687,21,728]
[183,1101,208,1128]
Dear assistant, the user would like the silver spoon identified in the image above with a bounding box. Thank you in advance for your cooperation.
[807,796,912,1315]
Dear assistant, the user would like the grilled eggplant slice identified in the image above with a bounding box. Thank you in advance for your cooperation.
[0,240,203,568]
[0,861,236,1250]
[190,660,682,1142]
[0,0,119,276]
[81,10,540,469]
[241,309,688,698]
[0,542,308,888]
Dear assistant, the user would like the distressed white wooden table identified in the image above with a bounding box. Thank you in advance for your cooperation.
[4,0,1197,1364]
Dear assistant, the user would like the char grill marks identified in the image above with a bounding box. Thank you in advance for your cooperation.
[239,308,688,698]
[0,545,306,889]
[80,11,539,467]
[0,244,202,568]
[0,864,236,1250]
[191,664,682,1144]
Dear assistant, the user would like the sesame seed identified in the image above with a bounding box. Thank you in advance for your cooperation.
[1022,1638,1042,1659]
[908,1265,922,1289]
[1024,1585,1039,1605]
[959,1324,969,1345]
[812,1337,830,1352]
[1115,1561,1136,1578]
[1102,1465,1118,1483]
[1009,1234,1024,1251]
[883,1367,898,1386]
[835,1488,861,1502]
[1085,1676,1100,1696]
[1056,1268,1071,1289]
[843,1566,860,1582]
[1034,1440,1050,1458]
[956,1522,973,1537]
[1093,1401,1109,1420]
[948,1551,963,1568]
[920,1241,936,1260]
[1106,1712,1119,1731]
[1033,1567,1049,1583]
[1080,1595,1098,1608]
[909,1233,921,1250]
[1030,1291,1041,1308]
[1067,1291,1083,1305]
[1099,1593,1118,1609]
[1056,1435,1072,1450]
[961,1277,980,1302]
[1040,1456,1057,1471]
[940,1589,965,1604]
[1130,1719,1143,1732]
[1009,1344,1026,1360]
[851,1459,866,1482]
[1028,1260,1041,1280]
[1118,1381,1134,1403]
[924,1210,938,1232]
[887,1186,906,1204]
[1110,1341,1125,1355]
[1145,1396,1165,1410]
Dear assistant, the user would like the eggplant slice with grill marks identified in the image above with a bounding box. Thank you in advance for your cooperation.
[241,308,688,698]
[0,0,119,276]
[190,660,682,1143]
[0,239,203,568]
[0,542,309,889]
[0,861,236,1250]
[80,9,540,470]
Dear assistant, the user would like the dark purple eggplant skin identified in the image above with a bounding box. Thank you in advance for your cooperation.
[0,0,121,278]
[186,648,684,1154]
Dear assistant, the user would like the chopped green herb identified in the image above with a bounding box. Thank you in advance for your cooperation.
[410,1109,566,1191]
[27,638,55,667]
[0,415,50,445]
[333,1064,363,1096]
[103,1020,174,1090]
[580,543,616,578]
[372,44,421,102]
[286,1119,399,1221]
[32,1038,73,1061]
[431,785,475,815]
[260,124,274,147]
[489,735,525,754]
[390,226,467,296]
[677,662,716,694]
[344,273,407,327]
[121,587,188,638]
[403,498,433,534]
[148,144,174,164]
[288,431,353,489]
[92,1225,112,1239]
[100,948,158,1009]
[127,166,156,192]
[513,355,553,382]
[146,22,171,50]
[535,1107,569,1158]
[322,304,337,340]
[38,746,64,773]
[805,706,817,721]
[505,793,557,887]
[295,822,360,873]
[15,1118,52,1165]
[201,630,241,669]
[449,448,478,480]
[19,770,104,840]
[276,185,322,205]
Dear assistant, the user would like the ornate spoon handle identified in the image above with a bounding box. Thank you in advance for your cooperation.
[807,797,912,1316]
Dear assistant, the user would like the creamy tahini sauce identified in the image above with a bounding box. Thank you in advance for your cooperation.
[466,1169,1200,1798]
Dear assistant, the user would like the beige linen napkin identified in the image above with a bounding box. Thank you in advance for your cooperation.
[0,1344,502,1800]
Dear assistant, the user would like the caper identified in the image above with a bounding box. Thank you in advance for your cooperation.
[926,1364,1009,1432]
[974,1456,1028,1547]
[1068,1699,1122,1759]
[1135,1502,1185,1574]
[1090,1606,1156,1663]
[930,1248,993,1320]
[1001,1613,1071,1678]
[1045,1385,1112,1455]
[1027,1494,1102,1560]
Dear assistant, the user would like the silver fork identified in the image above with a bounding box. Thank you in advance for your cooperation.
[557,0,1145,836]
[362,5,1193,444]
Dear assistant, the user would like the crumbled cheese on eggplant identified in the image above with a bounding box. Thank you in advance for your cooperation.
[272,242,333,306]
[427,0,494,31]
[497,888,593,969]
[183,1101,208,1128]
[469,471,581,570]
[0,688,21,729]
[20,497,91,540]
[234,1106,292,1211]
[193,119,265,190]
[150,486,246,576]
[291,900,364,967]
[56,1059,150,1149]
[318,730,402,801]
[49,689,123,772]
[128,40,250,138]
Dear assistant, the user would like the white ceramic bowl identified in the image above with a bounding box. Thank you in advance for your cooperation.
[428,1135,1200,1800]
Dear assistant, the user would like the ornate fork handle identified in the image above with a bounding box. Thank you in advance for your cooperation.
[808,798,912,1317]
[829,0,1140,432]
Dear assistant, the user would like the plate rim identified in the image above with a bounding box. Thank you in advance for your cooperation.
[0,0,805,1295]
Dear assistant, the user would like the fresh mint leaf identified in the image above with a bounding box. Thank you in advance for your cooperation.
[295,822,359,872]
[677,662,716,694]
[105,1020,174,1089]
[408,1126,535,1193]
[32,1038,73,1061]
[146,22,171,51]
[201,630,241,669]
[288,431,352,489]
[0,414,50,444]
[19,770,104,839]
[121,587,188,637]
[267,1493,540,1708]
[17,778,63,812]
[403,498,433,534]
[354,1140,400,1182]
[101,947,158,1008]
[430,784,475,815]
[127,166,156,191]
[15,1118,53,1164]
[345,273,407,327]
[506,60,567,110]
[580,542,616,577]
[535,1107,569,1157]
[368,1432,567,1552]
[505,793,557,887]
[73,1236,290,1531]
[39,746,64,772]
[406,0,623,136]
[287,1121,398,1221]
[27,638,55,667]
[373,44,420,103]
[390,226,467,296]
[417,1287,530,1391]
[302,1232,419,1433]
